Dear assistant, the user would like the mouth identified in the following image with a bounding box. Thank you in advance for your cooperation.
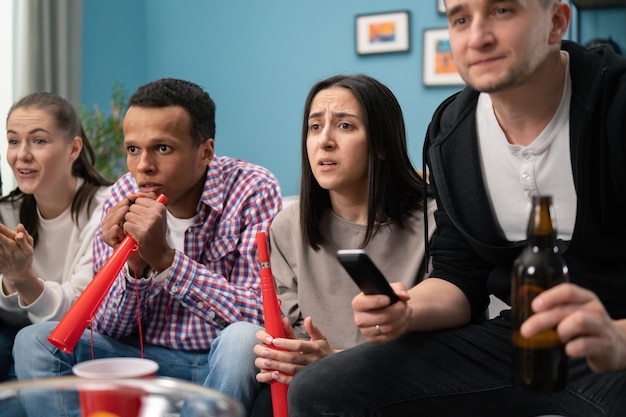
[16,168,37,176]
[469,55,503,68]
[137,182,163,193]
[318,159,337,167]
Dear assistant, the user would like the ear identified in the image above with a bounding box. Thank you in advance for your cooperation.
[548,2,571,45]
[200,138,215,165]
[70,136,83,162]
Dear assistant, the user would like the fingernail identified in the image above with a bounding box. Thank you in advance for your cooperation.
[262,349,270,357]
[265,336,273,344]
[272,371,280,380]
[264,359,272,367]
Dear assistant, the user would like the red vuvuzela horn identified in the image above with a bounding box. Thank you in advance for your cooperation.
[47,194,168,353]
[256,232,289,417]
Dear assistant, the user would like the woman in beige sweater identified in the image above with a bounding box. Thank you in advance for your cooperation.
[204,74,436,416]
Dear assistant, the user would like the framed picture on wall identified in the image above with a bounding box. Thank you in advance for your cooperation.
[422,28,464,86]
[355,11,410,55]
[438,0,446,14]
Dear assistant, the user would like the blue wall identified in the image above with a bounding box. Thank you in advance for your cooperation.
[82,1,625,196]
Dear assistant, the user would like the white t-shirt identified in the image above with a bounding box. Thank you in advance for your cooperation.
[145,210,196,283]
[165,210,196,251]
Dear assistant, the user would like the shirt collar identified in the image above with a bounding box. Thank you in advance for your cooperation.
[199,155,226,214]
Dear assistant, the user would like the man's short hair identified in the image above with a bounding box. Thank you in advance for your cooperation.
[128,78,216,146]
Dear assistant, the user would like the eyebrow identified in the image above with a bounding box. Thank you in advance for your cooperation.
[6,127,50,136]
[447,0,515,16]
[308,111,359,120]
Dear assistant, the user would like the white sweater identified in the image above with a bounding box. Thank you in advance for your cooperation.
[0,183,111,326]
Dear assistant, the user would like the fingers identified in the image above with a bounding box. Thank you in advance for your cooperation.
[282,317,297,339]
[521,283,602,338]
[256,369,293,385]
[352,292,394,312]
[102,198,132,246]
[361,310,411,344]
[253,337,324,372]
[303,317,325,341]
[557,306,625,372]
[518,283,626,373]
[253,343,300,384]
[390,282,410,301]
[13,227,34,256]
[352,290,411,343]
[0,223,17,239]
[531,283,596,312]
[520,304,577,338]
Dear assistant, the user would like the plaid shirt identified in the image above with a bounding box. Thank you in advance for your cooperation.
[91,156,282,350]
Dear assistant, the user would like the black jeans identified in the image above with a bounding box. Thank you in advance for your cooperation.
[288,315,626,417]
[0,323,21,381]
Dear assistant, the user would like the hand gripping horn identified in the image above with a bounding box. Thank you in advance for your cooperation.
[47,194,167,353]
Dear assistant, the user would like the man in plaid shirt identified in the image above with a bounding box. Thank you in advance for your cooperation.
[13,78,282,416]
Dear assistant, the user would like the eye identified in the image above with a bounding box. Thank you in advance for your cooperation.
[492,6,513,17]
[127,145,138,154]
[451,16,467,27]
[7,138,19,146]
[158,144,171,152]
[33,137,46,145]
[309,123,320,131]
[339,122,352,130]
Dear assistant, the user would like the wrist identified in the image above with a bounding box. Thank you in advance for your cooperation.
[126,260,151,278]
[153,248,175,274]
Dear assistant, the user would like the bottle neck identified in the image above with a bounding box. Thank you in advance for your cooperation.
[526,195,558,250]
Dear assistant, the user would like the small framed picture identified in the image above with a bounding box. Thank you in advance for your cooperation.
[355,11,410,55]
[438,0,447,14]
[423,28,465,86]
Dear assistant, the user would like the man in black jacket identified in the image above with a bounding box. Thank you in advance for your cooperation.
[288,0,626,416]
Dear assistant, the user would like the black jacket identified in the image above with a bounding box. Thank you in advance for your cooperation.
[424,40,626,320]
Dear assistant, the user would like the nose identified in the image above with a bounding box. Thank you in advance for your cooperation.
[317,126,336,150]
[467,17,494,49]
[16,142,32,161]
[135,151,155,173]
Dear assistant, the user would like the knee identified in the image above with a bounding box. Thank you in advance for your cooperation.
[288,358,331,413]
[14,322,57,355]
[213,321,262,354]
[13,322,59,379]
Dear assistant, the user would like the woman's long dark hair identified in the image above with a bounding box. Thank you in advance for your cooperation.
[300,74,431,250]
[3,92,113,245]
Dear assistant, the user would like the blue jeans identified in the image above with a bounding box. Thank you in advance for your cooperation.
[288,315,626,417]
[12,321,262,416]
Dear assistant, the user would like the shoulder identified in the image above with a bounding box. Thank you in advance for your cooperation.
[89,185,114,213]
[271,202,300,233]
[211,156,282,199]
[403,197,437,230]
[214,155,279,184]
[94,185,114,202]
[427,87,479,146]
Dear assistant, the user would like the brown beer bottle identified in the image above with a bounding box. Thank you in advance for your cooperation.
[511,195,569,392]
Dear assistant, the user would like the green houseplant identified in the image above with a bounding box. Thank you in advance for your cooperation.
[79,82,128,181]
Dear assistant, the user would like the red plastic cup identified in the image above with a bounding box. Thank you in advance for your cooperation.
[72,358,159,417]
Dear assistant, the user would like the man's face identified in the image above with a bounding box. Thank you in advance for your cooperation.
[445,0,563,93]
[122,105,213,218]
